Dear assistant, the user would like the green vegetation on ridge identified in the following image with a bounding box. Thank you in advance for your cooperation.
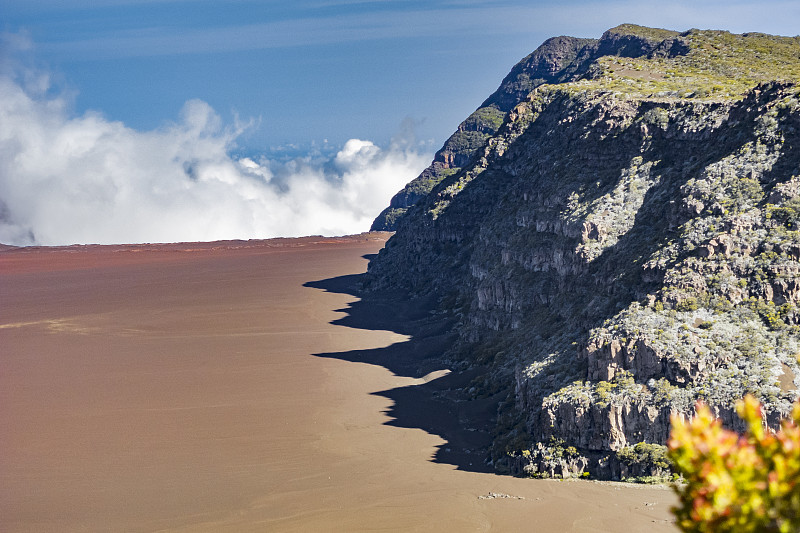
[585,29,800,100]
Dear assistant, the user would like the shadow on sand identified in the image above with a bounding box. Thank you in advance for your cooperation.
[304,265,498,473]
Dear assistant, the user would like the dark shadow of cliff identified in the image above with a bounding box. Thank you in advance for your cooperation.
[303,273,497,473]
[303,85,800,474]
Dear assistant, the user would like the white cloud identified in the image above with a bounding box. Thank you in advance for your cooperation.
[0,70,431,246]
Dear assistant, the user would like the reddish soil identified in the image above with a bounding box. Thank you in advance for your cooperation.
[0,234,677,532]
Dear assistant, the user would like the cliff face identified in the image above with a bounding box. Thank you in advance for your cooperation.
[367,25,800,479]
[370,35,597,230]
[370,25,696,232]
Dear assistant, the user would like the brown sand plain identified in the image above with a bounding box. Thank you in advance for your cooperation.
[0,234,678,532]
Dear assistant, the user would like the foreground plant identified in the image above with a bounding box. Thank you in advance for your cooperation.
[668,395,800,532]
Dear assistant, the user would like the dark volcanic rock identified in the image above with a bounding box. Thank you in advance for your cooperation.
[367,25,800,479]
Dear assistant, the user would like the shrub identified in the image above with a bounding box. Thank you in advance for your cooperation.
[676,297,699,312]
[766,196,800,230]
[617,442,672,480]
[668,395,800,532]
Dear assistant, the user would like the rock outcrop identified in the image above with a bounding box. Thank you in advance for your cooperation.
[367,25,800,479]
[370,34,596,231]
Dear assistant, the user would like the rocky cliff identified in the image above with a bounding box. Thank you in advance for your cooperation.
[370,34,596,230]
[366,25,800,479]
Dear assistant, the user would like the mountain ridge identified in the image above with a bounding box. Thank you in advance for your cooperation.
[366,25,800,480]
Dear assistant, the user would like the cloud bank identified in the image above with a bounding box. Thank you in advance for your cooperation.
[0,71,431,246]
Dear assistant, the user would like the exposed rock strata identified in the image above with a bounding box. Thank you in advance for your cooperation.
[367,25,800,479]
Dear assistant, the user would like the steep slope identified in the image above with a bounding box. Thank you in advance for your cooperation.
[370,35,597,230]
[371,24,705,231]
[366,25,800,479]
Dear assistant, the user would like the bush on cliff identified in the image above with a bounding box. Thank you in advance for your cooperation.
[668,395,800,533]
[616,442,672,482]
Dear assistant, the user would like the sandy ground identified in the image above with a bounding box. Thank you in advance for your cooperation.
[0,234,678,532]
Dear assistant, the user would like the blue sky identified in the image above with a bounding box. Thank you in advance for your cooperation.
[6,0,799,152]
[1,1,798,245]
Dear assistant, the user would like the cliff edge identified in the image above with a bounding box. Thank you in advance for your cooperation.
[367,25,800,479]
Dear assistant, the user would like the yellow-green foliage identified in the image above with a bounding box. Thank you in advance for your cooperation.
[575,30,800,100]
[668,395,800,532]
[767,196,800,230]
[617,441,672,479]
[611,24,679,42]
